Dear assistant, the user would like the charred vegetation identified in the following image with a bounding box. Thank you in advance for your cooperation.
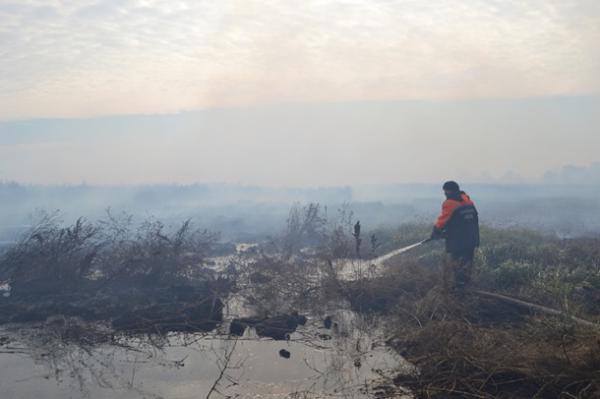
[0,211,229,334]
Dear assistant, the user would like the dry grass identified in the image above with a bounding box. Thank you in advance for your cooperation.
[344,259,600,398]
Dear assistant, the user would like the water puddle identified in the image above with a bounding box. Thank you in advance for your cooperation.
[0,296,413,399]
[0,241,419,398]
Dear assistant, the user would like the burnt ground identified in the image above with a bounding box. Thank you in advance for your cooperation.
[0,267,312,342]
[229,312,308,340]
[0,279,231,335]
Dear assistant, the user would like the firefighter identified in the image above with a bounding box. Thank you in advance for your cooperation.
[431,181,480,293]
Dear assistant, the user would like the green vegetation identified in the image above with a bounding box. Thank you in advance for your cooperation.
[476,227,600,317]
[371,224,600,319]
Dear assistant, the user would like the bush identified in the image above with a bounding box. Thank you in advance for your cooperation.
[0,212,100,290]
[97,214,218,285]
[0,211,219,295]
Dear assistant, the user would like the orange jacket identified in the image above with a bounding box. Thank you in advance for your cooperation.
[435,192,475,229]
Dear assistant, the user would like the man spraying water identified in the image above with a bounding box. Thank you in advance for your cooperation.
[431,181,480,293]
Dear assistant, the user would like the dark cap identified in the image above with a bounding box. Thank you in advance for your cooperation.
[442,181,460,192]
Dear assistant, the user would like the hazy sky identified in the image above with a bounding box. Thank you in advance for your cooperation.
[1,1,599,185]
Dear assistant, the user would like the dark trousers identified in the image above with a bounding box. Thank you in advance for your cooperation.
[443,247,475,293]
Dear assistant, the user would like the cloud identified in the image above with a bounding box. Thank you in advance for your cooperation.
[0,0,599,119]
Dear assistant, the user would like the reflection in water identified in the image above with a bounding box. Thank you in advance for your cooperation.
[0,306,413,398]
[0,248,415,399]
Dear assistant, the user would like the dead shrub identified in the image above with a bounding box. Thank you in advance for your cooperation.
[0,210,219,295]
[0,212,100,294]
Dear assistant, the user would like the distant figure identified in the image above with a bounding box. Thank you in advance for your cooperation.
[431,181,480,293]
